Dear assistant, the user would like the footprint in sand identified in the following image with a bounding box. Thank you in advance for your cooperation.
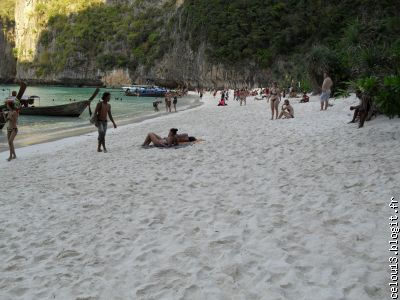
[181,284,202,300]
[57,250,80,259]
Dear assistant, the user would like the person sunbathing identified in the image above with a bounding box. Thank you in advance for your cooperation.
[278,99,294,119]
[300,92,309,103]
[176,133,197,142]
[142,128,179,147]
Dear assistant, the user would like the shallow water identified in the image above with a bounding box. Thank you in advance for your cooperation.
[0,85,199,151]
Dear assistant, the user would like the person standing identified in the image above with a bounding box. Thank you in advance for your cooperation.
[165,93,172,113]
[153,100,160,112]
[320,72,333,110]
[239,88,247,106]
[269,82,281,120]
[173,95,178,112]
[94,92,117,153]
[4,101,19,161]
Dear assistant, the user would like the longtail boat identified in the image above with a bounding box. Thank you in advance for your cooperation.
[19,87,99,117]
[0,83,100,129]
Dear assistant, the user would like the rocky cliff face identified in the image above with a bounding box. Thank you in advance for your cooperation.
[132,42,270,89]
[0,21,16,83]
[7,0,268,88]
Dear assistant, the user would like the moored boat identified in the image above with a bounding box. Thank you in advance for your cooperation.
[0,84,100,129]
[19,99,96,117]
[124,85,168,97]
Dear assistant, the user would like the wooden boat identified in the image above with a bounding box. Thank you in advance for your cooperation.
[19,88,99,117]
[0,84,100,129]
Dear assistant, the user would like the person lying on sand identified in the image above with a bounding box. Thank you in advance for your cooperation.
[278,99,294,119]
[300,92,309,103]
[142,128,179,147]
[176,133,197,143]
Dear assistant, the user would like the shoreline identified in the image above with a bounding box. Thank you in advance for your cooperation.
[0,93,203,153]
[0,95,204,158]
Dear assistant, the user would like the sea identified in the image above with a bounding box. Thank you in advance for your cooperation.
[0,85,200,152]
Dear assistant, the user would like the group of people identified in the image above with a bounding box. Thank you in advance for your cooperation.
[1,72,346,160]
[163,92,179,113]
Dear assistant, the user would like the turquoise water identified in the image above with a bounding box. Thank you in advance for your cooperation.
[0,85,198,151]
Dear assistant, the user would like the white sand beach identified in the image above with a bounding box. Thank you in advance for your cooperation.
[0,92,398,299]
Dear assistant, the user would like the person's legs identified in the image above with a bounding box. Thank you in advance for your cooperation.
[320,100,324,110]
[273,100,279,119]
[101,122,108,152]
[359,110,368,128]
[142,133,152,146]
[349,107,359,123]
[149,133,165,146]
[324,100,329,110]
[7,129,17,161]
[97,121,107,152]
[270,100,275,120]
[143,133,164,146]
[98,123,104,152]
[283,111,293,118]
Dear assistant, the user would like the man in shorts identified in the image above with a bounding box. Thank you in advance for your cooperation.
[95,92,117,153]
[320,72,333,110]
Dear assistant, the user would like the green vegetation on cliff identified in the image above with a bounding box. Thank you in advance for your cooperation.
[32,0,175,76]
[0,0,15,23]
[180,0,399,87]
[10,0,400,115]
[178,0,400,116]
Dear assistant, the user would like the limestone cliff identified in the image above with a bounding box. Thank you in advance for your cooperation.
[0,21,16,83]
[9,0,268,88]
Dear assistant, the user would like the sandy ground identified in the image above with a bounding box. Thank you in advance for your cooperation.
[0,92,398,300]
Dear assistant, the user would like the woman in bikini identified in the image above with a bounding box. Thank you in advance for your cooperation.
[142,128,179,147]
[4,101,19,161]
[269,82,281,120]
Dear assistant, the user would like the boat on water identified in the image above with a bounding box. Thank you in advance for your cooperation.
[0,84,100,129]
[124,85,168,97]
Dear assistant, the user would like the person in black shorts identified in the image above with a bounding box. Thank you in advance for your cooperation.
[173,95,178,112]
